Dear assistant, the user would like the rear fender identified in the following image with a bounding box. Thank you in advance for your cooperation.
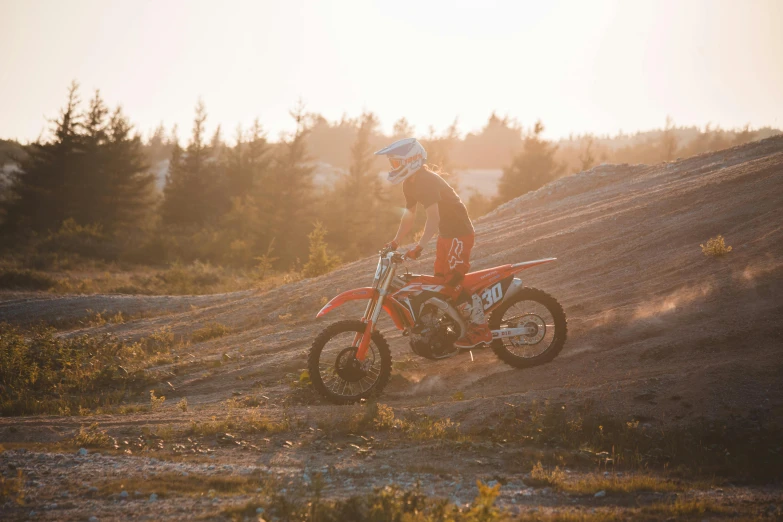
[492,258,557,310]
[510,258,557,273]
[316,287,378,318]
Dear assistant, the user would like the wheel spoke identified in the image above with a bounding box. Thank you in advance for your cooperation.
[314,329,384,399]
[497,299,558,359]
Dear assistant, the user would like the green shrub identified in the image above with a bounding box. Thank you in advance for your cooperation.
[302,221,340,278]
[39,218,116,261]
[0,324,168,416]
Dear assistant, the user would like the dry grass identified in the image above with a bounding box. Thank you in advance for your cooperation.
[514,511,621,522]
[98,472,265,498]
[185,410,289,437]
[559,473,680,495]
[526,461,566,488]
[641,498,729,518]
[222,480,507,522]
[68,423,117,449]
[485,399,783,481]
[0,268,56,291]
[191,322,231,343]
[0,468,25,506]
[316,403,464,442]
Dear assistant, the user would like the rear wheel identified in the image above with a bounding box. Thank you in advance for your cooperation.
[489,287,567,368]
[308,320,392,404]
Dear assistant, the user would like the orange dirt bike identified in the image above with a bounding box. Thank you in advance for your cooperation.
[308,246,567,404]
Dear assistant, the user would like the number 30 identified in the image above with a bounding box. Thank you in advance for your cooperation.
[481,283,503,310]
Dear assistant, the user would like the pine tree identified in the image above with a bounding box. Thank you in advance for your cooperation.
[495,121,563,205]
[660,115,678,161]
[161,131,186,226]
[3,82,84,235]
[332,112,383,258]
[3,83,155,242]
[579,136,597,171]
[225,119,269,200]
[258,101,315,266]
[160,100,225,226]
[392,117,415,140]
[71,89,109,227]
[100,107,155,232]
[146,122,170,164]
[421,118,460,175]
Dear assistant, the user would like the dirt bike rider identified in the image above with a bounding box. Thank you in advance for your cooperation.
[375,138,492,349]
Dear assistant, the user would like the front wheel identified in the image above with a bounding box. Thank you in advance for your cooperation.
[308,320,392,404]
[489,287,567,368]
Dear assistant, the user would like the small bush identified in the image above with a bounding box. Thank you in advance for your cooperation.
[407,416,461,441]
[191,323,231,343]
[141,327,178,354]
[526,461,565,488]
[372,403,396,430]
[69,423,116,448]
[150,390,166,410]
[0,323,171,416]
[700,235,732,256]
[177,398,188,412]
[38,218,116,261]
[345,402,397,433]
[302,221,340,278]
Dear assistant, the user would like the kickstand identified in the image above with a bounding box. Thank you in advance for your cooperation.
[469,350,474,362]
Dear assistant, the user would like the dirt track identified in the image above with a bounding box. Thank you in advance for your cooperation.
[1,138,782,519]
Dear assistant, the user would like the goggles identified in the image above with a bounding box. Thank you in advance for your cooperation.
[388,157,403,170]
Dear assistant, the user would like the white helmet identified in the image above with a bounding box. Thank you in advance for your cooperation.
[374,137,427,185]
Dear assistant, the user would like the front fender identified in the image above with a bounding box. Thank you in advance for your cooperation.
[316,287,378,318]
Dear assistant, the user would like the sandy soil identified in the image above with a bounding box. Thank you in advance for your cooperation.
[1,137,782,520]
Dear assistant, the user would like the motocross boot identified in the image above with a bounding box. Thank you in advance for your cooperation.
[455,294,493,348]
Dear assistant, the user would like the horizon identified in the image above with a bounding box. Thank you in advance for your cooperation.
[2,0,782,144]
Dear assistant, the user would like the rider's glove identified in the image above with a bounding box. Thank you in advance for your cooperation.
[383,240,398,251]
[404,245,423,260]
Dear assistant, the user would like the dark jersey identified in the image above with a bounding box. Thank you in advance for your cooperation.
[403,168,474,238]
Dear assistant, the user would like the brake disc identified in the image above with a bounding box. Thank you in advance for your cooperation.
[334,347,367,382]
[511,314,546,346]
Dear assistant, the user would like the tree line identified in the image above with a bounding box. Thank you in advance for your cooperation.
[0,82,776,277]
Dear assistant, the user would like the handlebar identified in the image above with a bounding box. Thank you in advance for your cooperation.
[379,246,405,263]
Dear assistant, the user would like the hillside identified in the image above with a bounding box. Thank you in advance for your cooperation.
[1,137,782,519]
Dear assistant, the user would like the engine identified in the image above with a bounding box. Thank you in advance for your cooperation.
[410,304,460,359]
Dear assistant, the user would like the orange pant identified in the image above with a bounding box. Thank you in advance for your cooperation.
[434,234,475,284]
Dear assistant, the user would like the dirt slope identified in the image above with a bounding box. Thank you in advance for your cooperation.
[5,136,782,421]
[2,138,782,519]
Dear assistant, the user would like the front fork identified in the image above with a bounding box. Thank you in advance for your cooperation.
[354,292,386,361]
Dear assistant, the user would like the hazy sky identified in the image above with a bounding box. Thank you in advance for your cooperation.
[2,0,782,143]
